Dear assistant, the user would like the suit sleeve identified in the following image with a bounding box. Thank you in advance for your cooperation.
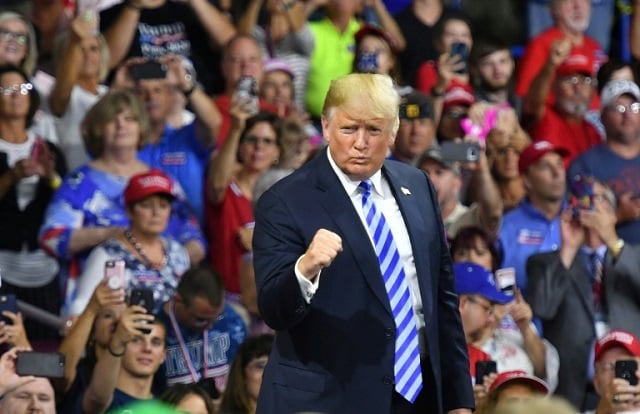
[423,171,475,411]
[253,187,312,331]
[525,251,574,320]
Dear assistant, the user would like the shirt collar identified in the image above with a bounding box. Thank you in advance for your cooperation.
[326,147,384,198]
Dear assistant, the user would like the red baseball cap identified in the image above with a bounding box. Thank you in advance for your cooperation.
[489,370,550,395]
[442,82,475,113]
[124,169,175,205]
[594,330,640,363]
[556,50,597,78]
[517,140,570,174]
[354,24,398,53]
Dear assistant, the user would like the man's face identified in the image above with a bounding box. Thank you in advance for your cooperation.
[322,103,395,181]
[475,49,514,91]
[176,295,224,332]
[594,347,639,396]
[419,158,461,211]
[602,95,640,145]
[552,0,591,33]
[523,152,566,203]
[394,117,435,163]
[121,323,166,378]
[222,37,263,93]
[0,378,56,414]
[135,78,172,125]
[459,295,495,342]
[554,74,596,118]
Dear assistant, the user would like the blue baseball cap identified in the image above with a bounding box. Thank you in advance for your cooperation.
[454,262,513,304]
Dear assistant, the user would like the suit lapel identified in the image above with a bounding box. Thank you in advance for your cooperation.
[313,155,393,317]
[571,252,596,320]
[383,163,433,322]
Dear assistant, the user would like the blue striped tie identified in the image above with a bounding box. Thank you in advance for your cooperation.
[359,180,423,402]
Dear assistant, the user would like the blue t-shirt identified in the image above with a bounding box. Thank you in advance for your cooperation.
[107,389,153,413]
[159,302,247,391]
[498,198,562,293]
[138,122,211,225]
[568,144,640,244]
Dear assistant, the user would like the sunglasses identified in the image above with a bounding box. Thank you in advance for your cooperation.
[0,82,32,96]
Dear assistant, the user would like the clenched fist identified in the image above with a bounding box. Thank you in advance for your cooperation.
[298,229,343,281]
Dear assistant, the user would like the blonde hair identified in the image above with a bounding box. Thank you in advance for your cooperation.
[322,73,400,134]
[52,31,111,82]
[81,89,150,159]
[491,396,575,414]
[0,12,38,76]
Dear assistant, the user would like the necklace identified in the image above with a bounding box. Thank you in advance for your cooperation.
[124,229,168,270]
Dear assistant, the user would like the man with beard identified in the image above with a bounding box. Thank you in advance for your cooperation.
[516,0,606,108]
[523,47,602,168]
[568,80,640,245]
[470,41,521,116]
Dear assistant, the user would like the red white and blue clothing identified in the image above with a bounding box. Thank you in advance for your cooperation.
[158,302,247,391]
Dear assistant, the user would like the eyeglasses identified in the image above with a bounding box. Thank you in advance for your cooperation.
[243,135,277,146]
[611,103,640,115]
[0,82,32,96]
[559,75,596,86]
[467,296,495,316]
[0,29,28,45]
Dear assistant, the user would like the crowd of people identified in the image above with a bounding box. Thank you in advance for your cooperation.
[0,0,640,413]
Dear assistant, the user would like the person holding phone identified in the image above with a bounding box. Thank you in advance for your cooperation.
[590,330,640,414]
[0,64,67,346]
[475,370,550,414]
[415,14,473,101]
[40,90,202,318]
[68,169,190,317]
[80,304,166,413]
[527,178,640,411]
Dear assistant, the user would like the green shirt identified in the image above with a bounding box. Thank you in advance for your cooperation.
[306,17,361,118]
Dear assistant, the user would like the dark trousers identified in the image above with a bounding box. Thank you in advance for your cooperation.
[391,357,439,414]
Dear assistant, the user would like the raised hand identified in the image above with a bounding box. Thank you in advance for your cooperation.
[298,229,343,280]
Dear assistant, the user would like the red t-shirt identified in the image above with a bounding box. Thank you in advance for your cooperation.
[415,60,438,95]
[530,106,603,168]
[515,27,606,108]
[206,181,254,295]
[467,344,492,380]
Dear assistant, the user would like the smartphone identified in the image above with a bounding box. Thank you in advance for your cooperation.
[450,42,469,75]
[104,260,125,290]
[0,294,17,324]
[615,360,638,385]
[31,139,45,161]
[475,360,497,385]
[440,141,480,163]
[495,268,516,296]
[570,175,595,219]
[236,76,259,115]
[130,61,167,81]
[129,288,155,334]
[16,352,65,378]
[356,52,379,73]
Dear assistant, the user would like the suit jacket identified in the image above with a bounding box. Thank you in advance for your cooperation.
[526,245,640,411]
[252,153,474,414]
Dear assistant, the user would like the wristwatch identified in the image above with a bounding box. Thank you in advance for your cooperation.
[608,238,625,257]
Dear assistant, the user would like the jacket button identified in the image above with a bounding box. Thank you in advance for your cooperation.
[384,328,393,339]
[295,305,305,314]
[383,376,394,385]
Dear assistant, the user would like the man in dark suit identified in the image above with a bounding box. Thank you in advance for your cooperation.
[253,73,474,414]
[526,178,640,411]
